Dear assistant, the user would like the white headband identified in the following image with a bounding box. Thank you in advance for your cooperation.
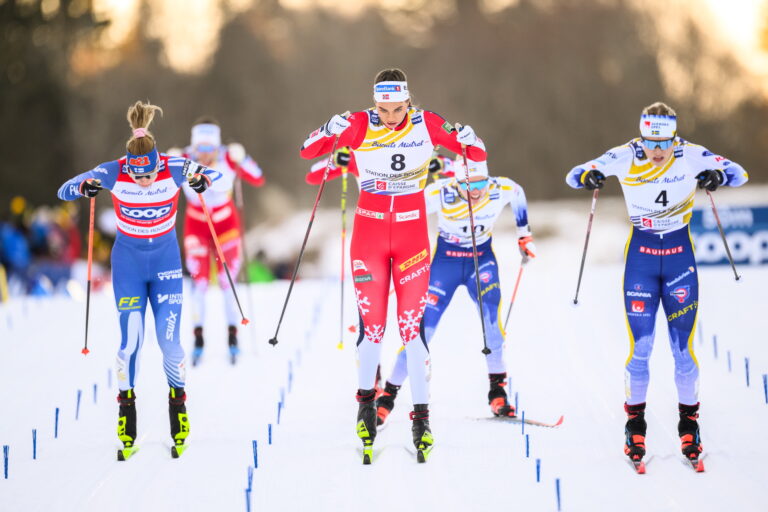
[191,123,221,149]
[373,81,409,102]
[454,158,489,181]
[639,115,677,138]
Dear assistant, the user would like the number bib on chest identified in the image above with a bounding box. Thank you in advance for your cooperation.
[353,108,434,196]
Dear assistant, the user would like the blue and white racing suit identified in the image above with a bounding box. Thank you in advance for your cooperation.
[58,155,217,391]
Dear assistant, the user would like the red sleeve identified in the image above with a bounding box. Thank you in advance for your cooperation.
[299,111,368,159]
[225,152,265,187]
[423,111,487,161]
[305,155,359,185]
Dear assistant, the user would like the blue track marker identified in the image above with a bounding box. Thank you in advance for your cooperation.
[713,335,718,359]
[525,434,530,458]
[763,374,767,404]
[745,358,750,387]
[555,478,562,511]
[536,458,541,482]
[514,392,519,414]
[245,488,251,512]
[268,424,272,445]
[277,402,282,425]
[3,445,8,479]
[93,383,98,404]
[252,440,258,469]
[521,410,525,436]
[32,429,36,460]
[75,389,82,420]
[54,408,59,439]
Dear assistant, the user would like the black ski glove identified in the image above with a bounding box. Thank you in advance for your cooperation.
[79,179,102,198]
[334,147,351,167]
[696,170,724,191]
[188,173,211,193]
[582,170,606,190]
[428,157,444,174]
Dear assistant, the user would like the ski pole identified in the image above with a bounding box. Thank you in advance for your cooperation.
[269,132,342,346]
[233,175,251,285]
[338,161,348,350]
[706,190,741,281]
[81,196,96,355]
[503,261,525,333]
[197,192,249,325]
[457,134,491,355]
[573,188,599,305]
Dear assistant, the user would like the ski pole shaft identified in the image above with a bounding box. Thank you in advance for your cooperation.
[269,134,341,346]
[573,188,599,305]
[706,190,740,281]
[233,175,251,284]
[82,196,95,355]
[338,164,348,350]
[458,139,490,355]
[503,263,525,332]
[197,193,250,325]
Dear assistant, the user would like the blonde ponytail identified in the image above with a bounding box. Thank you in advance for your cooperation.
[126,101,163,155]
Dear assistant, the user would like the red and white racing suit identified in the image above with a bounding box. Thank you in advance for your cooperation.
[182,147,264,327]
[301,108,486,404]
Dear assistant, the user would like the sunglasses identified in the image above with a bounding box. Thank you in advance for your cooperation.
[129,171,158,181]
[641,137,675,151]
[459,179,489,191]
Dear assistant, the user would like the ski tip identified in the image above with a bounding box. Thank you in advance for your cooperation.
[635,462,646,474]
[362,454,371,465]
[694,458,705,472]
[417,451,427,463]
[241,318,250,326]
[81,347,90,355]
[553,415,565,427]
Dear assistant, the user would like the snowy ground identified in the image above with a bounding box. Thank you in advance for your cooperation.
[1,194,767,511]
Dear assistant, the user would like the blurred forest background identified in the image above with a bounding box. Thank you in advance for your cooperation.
[2,0,768,224]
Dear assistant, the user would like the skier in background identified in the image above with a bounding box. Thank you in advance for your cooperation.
[174,118,265,365]
[375,157,535,425]
[57,101,218,460]
[300,67,486,463]
[566,101,748,469]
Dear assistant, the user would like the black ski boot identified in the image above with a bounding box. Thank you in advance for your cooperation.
[117,389,138,461]
[623,402,647,464]
[678,403,703,461]
[410,404,434,463]
[169,387,189,458]
[376,381,401,426]
[356,388,377,464]
[228,325,240,364]
[192,327,204,366]
[488,373,516,418]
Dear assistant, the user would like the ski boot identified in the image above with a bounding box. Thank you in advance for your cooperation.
[410,404,433,463]
[488,373,516,418]
[191,327,204,366]
[169,387,190,458]
[228,325,240,365]
[376,381,401,426]
[679,403,704,471]
[117,389,138,461]
[356,389,377,464]
[624,402,647,472]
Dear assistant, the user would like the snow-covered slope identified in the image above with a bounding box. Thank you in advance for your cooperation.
[1,197,767,511]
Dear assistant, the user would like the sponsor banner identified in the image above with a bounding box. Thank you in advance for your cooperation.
[356,207,385,220]
[690,205,768,266]
[395,210,420,222]
[354,273,373,283]
[399,249,428,272]
[158,268,183,280]
[639,245,684,256]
